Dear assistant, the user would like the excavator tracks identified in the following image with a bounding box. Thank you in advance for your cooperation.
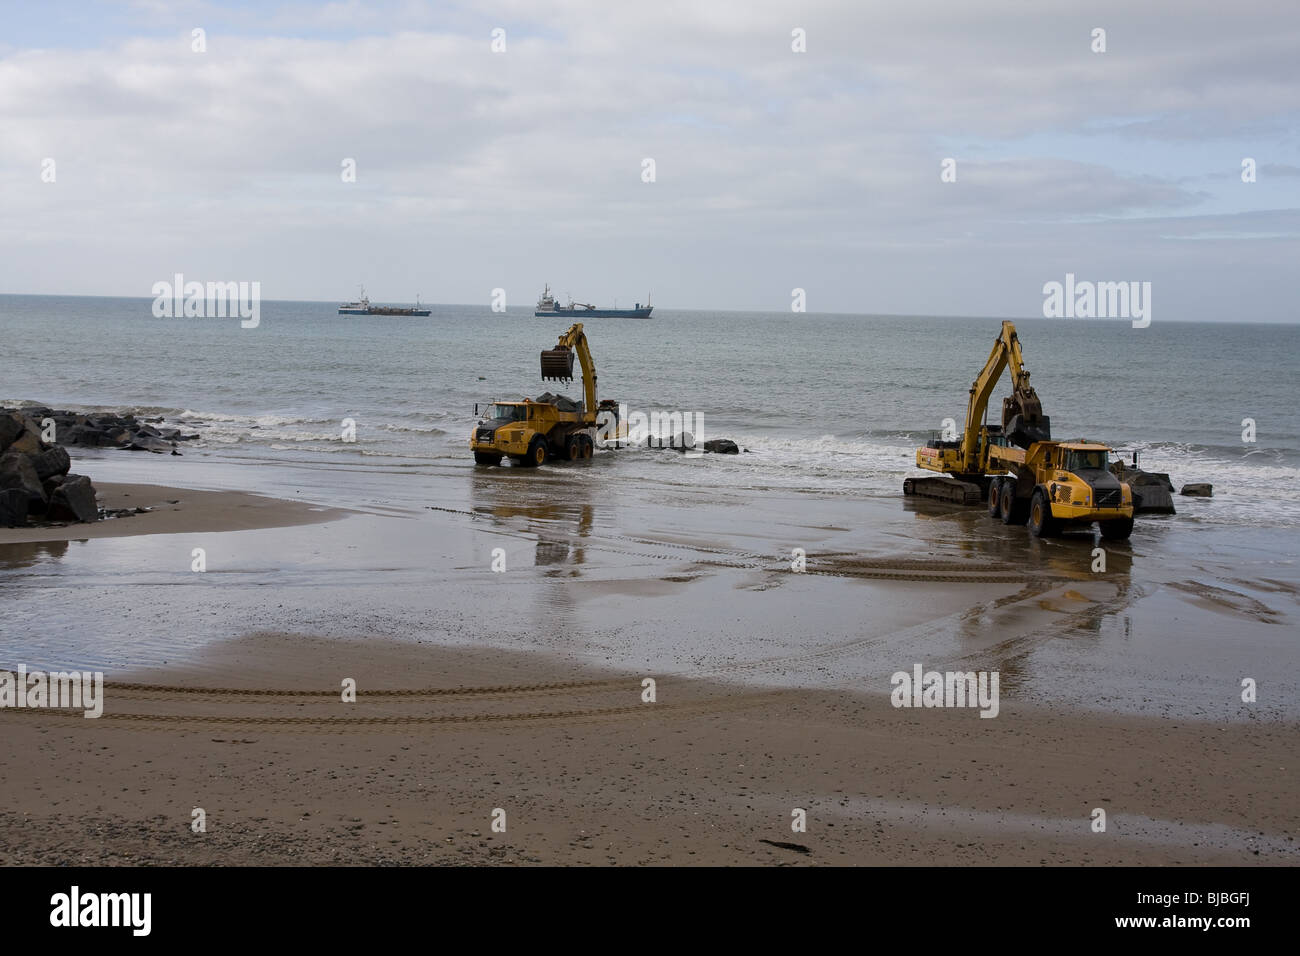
[903,475,983,505]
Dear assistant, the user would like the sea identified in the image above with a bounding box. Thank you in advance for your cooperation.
[3,294,1297,527]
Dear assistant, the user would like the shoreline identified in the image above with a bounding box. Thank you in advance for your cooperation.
[0,481,348,544]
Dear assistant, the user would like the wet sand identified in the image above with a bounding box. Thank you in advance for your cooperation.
[2,454,1298,865]
[1,632,1295,866]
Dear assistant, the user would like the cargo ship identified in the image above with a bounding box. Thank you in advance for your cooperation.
[339,288,431,316]
[534,284,652,318]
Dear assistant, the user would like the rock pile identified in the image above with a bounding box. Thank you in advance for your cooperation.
[0,410,102,527]
[644,433,746,454]
[1,407,199,453]
[1109,462,1176,515]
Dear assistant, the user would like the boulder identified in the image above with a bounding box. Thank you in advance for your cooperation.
[6,428,42,456]
[48,474,98,523]
[31,445,71,481]
[0,415,22,452]
[703,439,740,454]
[63,424,105,447]
[646,431,695,450]
[0,487,28,527]
[126,433,174,453]
[1180,483,1213,497]
[0,451,46,509]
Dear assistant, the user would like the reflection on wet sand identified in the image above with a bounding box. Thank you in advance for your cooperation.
[469,471,594,570]
[0,538,72,571]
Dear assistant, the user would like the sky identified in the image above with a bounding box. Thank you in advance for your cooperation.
[1,0,1298,320]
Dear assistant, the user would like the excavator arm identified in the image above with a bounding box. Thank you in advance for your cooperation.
[540,323,598,420]
[959,321,1049,466]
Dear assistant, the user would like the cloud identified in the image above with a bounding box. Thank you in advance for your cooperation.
[0,0,1296,316]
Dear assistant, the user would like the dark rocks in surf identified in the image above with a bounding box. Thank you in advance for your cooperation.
[0,406,199,455]
[0,409,105,527]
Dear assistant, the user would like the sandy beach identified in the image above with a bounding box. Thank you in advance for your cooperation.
[2,450,1297,866]
[2,631,1295,866]
[0,482,347,544]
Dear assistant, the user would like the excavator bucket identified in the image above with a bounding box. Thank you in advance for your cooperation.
[540,346,575,381]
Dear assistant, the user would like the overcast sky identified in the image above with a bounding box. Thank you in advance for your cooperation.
[2,0,1298,319]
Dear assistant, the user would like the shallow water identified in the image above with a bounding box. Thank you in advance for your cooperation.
[3,294,1297,527]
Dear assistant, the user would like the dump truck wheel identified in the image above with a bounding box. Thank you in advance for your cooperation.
[987,481,1002,518]
[1099,517,1134,541]
[576,435,593,460]
[474,452,503,466]
[902,478,915,495]
[523,437,547,467]
[998,479,1018,524]
[565,434,586,461]
[1028,489,1058,537]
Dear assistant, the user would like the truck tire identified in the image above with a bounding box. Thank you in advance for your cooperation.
[523,436,548,467]
[987,480,1002,518]
[1028,488,1059,537]
[1099,517,1134,541]
[999,479,1018,524]
[576,435,593,460]
[474,452,503,466]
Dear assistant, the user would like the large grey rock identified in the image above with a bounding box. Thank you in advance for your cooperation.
[126,433,173,453]
[6,428,41,456]
[0,451,46,508]
[646,431,695,450]
[704,439,740,454]
[0,415,22,452]
[1180,483,1213,497]
[0,488,27,527]
[63,424,106,447]
[31,445,71,481]
[48,474,98,523]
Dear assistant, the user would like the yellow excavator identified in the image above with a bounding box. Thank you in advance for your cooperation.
[905,321,1135,539]
[469,323,622,467]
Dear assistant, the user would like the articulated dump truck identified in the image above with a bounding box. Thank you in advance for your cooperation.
[904,321,1135,540]
[469,322,622,467]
